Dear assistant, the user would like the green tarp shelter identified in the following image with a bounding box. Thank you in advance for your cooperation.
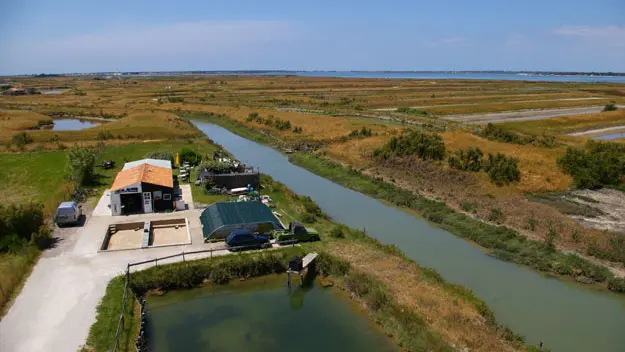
[199,201,283,240]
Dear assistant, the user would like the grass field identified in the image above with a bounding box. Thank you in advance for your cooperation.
[502,109,625,135]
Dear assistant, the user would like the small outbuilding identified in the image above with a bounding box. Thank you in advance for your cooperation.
[109,160,174,216]
[199,201,283,241]
[198,171,260,190]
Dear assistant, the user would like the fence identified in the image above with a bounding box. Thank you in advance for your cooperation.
[110,241,297,352]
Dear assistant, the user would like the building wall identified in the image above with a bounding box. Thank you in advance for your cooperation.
[201,172,260,190]
[110,182,142,216]
[142,183,174,212]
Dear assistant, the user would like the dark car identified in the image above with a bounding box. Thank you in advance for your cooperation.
[225,230,270,251]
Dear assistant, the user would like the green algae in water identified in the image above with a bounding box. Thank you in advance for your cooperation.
[146,276,396,352]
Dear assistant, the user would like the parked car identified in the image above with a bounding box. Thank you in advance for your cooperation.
[225,230,270,251]
[55,201,82,226]
[272,222,320,244]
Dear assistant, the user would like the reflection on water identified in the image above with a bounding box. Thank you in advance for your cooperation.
[51,119,100,131]
[146,276,395,352]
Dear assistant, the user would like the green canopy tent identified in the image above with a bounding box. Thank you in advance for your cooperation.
[199,201,283,241]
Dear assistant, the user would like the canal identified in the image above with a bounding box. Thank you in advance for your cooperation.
[192,120,625,352]
[147,276,396,352]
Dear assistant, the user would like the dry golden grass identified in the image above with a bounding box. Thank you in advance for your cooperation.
[328,241,521,352]
[502,109,625,135]
[440,131,572,193]
[0,110,52,139]
[3,111,199,144]
[322,135,390,166]
[164,103,397,140]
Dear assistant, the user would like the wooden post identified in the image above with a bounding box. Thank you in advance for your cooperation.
[182,251,185,262]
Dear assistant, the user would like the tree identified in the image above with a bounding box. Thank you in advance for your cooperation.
[67,146,97,188]
[144,151,174,164]
[179,147,200,165]
[483,153,520,185]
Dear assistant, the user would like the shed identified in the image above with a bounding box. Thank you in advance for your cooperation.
[199,201,283,241]
[198,171,260,190]
[109,163,174,215]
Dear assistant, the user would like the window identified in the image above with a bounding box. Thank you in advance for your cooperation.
[163,193,171,200]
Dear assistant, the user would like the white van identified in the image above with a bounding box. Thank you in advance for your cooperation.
[55,201,82,226]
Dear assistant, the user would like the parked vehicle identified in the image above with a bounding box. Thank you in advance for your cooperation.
[225,229,270,251]
[272,222,320,244]
[101,160,115,169]
[55,201,82,226]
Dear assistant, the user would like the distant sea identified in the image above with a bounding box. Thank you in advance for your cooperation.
[284,71,625,83]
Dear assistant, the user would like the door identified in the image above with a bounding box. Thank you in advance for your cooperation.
[142,192,153,213]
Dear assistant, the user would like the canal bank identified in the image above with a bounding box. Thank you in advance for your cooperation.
[191,119,625,352]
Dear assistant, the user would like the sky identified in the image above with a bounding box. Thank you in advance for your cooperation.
[0,0,624,75]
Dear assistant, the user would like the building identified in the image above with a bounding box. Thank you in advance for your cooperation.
[199,201,283,241]
[109,159,174,215]
[198,171,260,190]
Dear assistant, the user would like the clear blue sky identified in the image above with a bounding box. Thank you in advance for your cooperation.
[1,0,624,74]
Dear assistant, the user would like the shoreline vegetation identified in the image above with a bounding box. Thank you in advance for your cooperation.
[184,111,625,294]
[86,175,544,352]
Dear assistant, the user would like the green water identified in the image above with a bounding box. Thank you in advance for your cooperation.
[146,276,396,352]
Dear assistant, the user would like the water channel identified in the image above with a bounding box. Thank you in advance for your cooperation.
[147,276,395,352]
[192,120,625,352]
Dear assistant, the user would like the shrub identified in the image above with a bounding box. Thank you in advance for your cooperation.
[557,141,625,189]
[483,153,520,185]
[460,201,476,212]
[448,147,484,172]
[97,131,114,140]
[167,96,184,103]
[246,112,259,122]
[67,146,97,187]
[179,147,200,165]
[0,203,46,252]
[12,132,33,149]
[481,123,556,147]
[396,107,428,116]
[144,151,174,164]
[603,104,618,112]
[608,277,625,293]
[198,160,241,174]
[373,130,445,161]
[329,226,345,239]
[300,213,316,223]
[293,126,303,133]
[488,208,506,224]
[274,119,292,131]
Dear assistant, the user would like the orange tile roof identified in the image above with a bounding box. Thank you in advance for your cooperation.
[110,164,173,191]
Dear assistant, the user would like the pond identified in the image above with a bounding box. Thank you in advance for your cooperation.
[52,119,100,131]
[192,120,625,352]
[146,276,395,352]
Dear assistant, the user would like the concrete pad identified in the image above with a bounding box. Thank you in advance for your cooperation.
[92,189,111,217]
[180,184,195,209]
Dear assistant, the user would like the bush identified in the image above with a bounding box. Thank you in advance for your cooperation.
[246,112,259,122]
[12,132,33,149]
[557,141,625,189]
[179,147,200,165]
[67,146,97,187]
[373,130,445,161]
[144,151,174,164]
[603,104,618,112]
[396,107,428,116]
[198,160,242,174]
[481,123,556,147]
[0,203,46,252]
[329,226,345,239]
[274,119,292,131]
[607,277,625,293]
[97,131,114,140]
[483,153,520,185]
[448,147,484,171]
[167,96,184,103]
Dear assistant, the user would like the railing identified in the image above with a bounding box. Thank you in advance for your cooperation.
[110,241,296,352]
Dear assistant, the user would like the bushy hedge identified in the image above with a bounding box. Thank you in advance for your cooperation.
[481,123,556,147]
[557,141,625,189]
[178,147,200,165]
[67,146,97,187]
[448,147,484,172]
[373,130,445,161]
[483,153,521,185]
[0,203,50,252]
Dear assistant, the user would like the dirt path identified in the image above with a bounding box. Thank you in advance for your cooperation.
[440,105,613,124]
[568,125,625,137]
